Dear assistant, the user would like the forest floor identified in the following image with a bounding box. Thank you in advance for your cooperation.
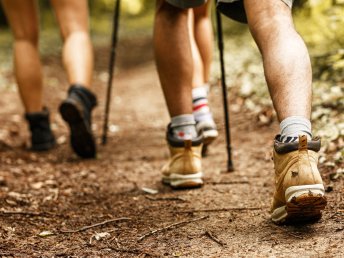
[0,36,343,257]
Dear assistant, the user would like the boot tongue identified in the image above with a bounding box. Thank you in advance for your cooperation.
[298,135,308,151]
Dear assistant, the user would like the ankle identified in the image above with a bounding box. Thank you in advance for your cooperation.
[67,84,97,109]
[280,116,312,143]
[171,114,197,140]
[192,84,214,123]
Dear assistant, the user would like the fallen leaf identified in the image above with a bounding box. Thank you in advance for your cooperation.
[31,182,44,190]
[142,187,158,195]
[109,125,120,133]
[94,232,111,241]
[0,176,7,187]
[38,231,55,237]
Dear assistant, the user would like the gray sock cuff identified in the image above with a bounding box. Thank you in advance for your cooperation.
[171,114,196,128]
[280,116,312,138]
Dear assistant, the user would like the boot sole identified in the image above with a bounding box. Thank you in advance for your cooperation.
[59,100,96,159]
[31,140,56,152]
[203,129,218,146]
[162,172,203,189]
[201,130,218,156]
[271,184,326,224]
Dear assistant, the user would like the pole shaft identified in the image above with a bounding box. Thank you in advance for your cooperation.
[102,0,121,145]
[215,1,234,171]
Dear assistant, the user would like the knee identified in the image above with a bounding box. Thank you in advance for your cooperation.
[60,26,90,43]
[58,16,89,41]
[13,27,39,46]
[248,14,294,45]
[248,8,294,37]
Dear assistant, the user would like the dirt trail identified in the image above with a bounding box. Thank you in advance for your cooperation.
[0,45,343,257]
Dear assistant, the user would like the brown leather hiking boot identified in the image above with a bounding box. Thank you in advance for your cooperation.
[271,135,327,224]
[162,127,203,189]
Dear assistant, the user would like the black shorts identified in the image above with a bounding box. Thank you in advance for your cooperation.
[217,0,294,23]
[165,0,293,24]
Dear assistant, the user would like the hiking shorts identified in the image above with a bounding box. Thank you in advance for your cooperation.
[217,0,294,23]
[165,0,293,24]
[165,0,207,9]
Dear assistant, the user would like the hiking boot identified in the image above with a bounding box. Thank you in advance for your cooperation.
[59,84,97,158]
[271,135,327,224]
[162,126,203,189]
[196,120,218,156]
[196,120,218,146]
[25,108,56,151]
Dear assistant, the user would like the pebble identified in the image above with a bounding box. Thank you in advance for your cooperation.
[0,176,7,186]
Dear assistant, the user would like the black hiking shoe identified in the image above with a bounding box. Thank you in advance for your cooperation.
[59,84,97,158]
[25,108,56,151]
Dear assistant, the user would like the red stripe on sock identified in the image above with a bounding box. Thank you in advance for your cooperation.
[193,103,208,111]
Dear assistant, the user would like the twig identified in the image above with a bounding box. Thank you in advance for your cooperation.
[204,231,226,247]
[0,210,49,216]
[60,217,131,233]
[75,200,96,205]
[138,215,209,242]
[178,207,263,213]
[144,195,187,202]
[207,180,249,185]
[89,234,95,245]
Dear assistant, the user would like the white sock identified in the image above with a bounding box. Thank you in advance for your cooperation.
[192,84,214,123]
[280,116,312,143]
[171,114,197,140]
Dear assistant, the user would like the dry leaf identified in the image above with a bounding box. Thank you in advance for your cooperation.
[38,231,55,237]
[142,187,158,195]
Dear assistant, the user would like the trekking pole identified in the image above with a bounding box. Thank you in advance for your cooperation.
[214,0,234,172]
[102,0,121,145]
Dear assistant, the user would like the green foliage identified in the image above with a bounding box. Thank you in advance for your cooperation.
[89,0,155,17]
[313,49,344,82]
[294,0,344,52]
[294,0,344,81]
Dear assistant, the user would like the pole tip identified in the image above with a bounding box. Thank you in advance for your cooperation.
[227,159,234,173]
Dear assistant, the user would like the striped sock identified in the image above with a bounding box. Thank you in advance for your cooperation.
[280,116,312,143]
[171,114,197,140]
[192,84,214,123]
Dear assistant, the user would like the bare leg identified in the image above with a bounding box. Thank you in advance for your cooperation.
[1,0,43,113]
[50,0,93,88]
[188,9,204,88]
[244,1,327,224]
[190,2,217,146]
[193,1,213,83]
[244,0,312,121]
[154,0,193,117]
[155,1,203,189]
